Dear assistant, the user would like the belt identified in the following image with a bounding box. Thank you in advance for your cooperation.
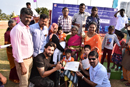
[23,55,33,60]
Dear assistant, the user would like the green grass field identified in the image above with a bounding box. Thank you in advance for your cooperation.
[0,29,128,87]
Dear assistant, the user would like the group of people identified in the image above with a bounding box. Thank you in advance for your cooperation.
[1,1,130,87]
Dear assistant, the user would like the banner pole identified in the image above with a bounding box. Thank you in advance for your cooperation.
[77,0,79,4]
[90,0,92,6]
[36,1,38,8]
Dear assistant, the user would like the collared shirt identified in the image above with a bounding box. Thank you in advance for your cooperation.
[30,23,49,57]
[62,56,74,63]
[89,63,111,87]
[10,21,33,63]
[115,14,128,31]
[58,15,72,32]
[72,12,90,34]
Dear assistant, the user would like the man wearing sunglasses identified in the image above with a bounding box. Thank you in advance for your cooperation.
[76,51,111,87]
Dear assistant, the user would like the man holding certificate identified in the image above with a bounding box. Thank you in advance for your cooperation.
[76,51,111,87]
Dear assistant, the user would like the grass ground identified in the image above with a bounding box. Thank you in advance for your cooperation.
[0,22,128,87]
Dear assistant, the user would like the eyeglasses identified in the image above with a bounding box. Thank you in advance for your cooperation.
[88,58,96,60]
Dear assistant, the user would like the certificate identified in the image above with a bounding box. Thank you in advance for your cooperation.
[0,44,11,49]
[64,61,79,72]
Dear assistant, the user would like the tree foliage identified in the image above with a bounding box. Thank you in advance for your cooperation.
[0,9,13,20]
[35,7,49,16]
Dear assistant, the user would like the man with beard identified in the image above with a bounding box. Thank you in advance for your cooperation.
[30,42,62,87]
[76,51,111,87]
[10,8,33,87]
[114,9,128,35]
[30,14,49,58]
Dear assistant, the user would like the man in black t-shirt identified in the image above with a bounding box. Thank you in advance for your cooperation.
[30,42,62,87]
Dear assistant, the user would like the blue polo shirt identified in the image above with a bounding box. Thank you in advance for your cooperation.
[89,63,111,87]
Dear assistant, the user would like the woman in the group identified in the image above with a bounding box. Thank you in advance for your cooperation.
[85,7,100,33]
[49,23,65,64]
[4,19,19,83]
[66,25,82,60]
[83,22,102,62]
[121,38,130,86]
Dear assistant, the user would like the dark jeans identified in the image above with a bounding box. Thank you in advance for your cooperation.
[30,76,54,87]
[78,70,92,87]
[101,48,112,68]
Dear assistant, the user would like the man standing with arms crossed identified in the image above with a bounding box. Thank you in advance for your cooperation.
[10,8,33,87]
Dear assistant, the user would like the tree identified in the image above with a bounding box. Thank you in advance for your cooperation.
[0,9,14,20]
[35,7,49,16]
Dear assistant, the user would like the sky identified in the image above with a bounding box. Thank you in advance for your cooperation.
[0,0,130,15]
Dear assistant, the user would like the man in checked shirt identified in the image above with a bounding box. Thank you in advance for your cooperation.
[58,7,72,34]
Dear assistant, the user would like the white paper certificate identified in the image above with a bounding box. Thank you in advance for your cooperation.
[82,58,91,69]
[64,61,79,72]
[0,44,11,49]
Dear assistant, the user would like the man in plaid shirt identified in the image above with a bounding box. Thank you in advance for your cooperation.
[58,7,72,34]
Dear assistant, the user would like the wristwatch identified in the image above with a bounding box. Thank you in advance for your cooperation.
[82,75,84,79]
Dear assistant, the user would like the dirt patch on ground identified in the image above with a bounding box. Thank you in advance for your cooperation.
[0,21,8,29]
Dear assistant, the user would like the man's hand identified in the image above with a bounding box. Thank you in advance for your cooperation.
[93,48,98,52]
[20,62,27,75]
[21,66,27,75]
[76,71,83,77]
[0,73,7,85]
[55,62,62,70]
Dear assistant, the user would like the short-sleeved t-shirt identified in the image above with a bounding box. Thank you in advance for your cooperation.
[115,14,128,31]
[30,53,52,79]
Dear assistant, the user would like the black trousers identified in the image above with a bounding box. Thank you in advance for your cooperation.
[30,76,54,87]
[78,70,92,87]
[115,29,121,35]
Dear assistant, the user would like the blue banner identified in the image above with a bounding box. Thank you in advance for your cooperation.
[52,3,118,33]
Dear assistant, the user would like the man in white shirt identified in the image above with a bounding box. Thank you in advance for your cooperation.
[26,2,39,25]
[72,3,90,35]
[114,9,128,35]
[26,2,38,17]
[76,51,111,87]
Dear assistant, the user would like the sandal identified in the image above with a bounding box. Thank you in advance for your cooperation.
[120,78,127,82]
[107,68,111,72]
[125,82,130,86]
[115,68,118,71]
[111,66,115,69]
